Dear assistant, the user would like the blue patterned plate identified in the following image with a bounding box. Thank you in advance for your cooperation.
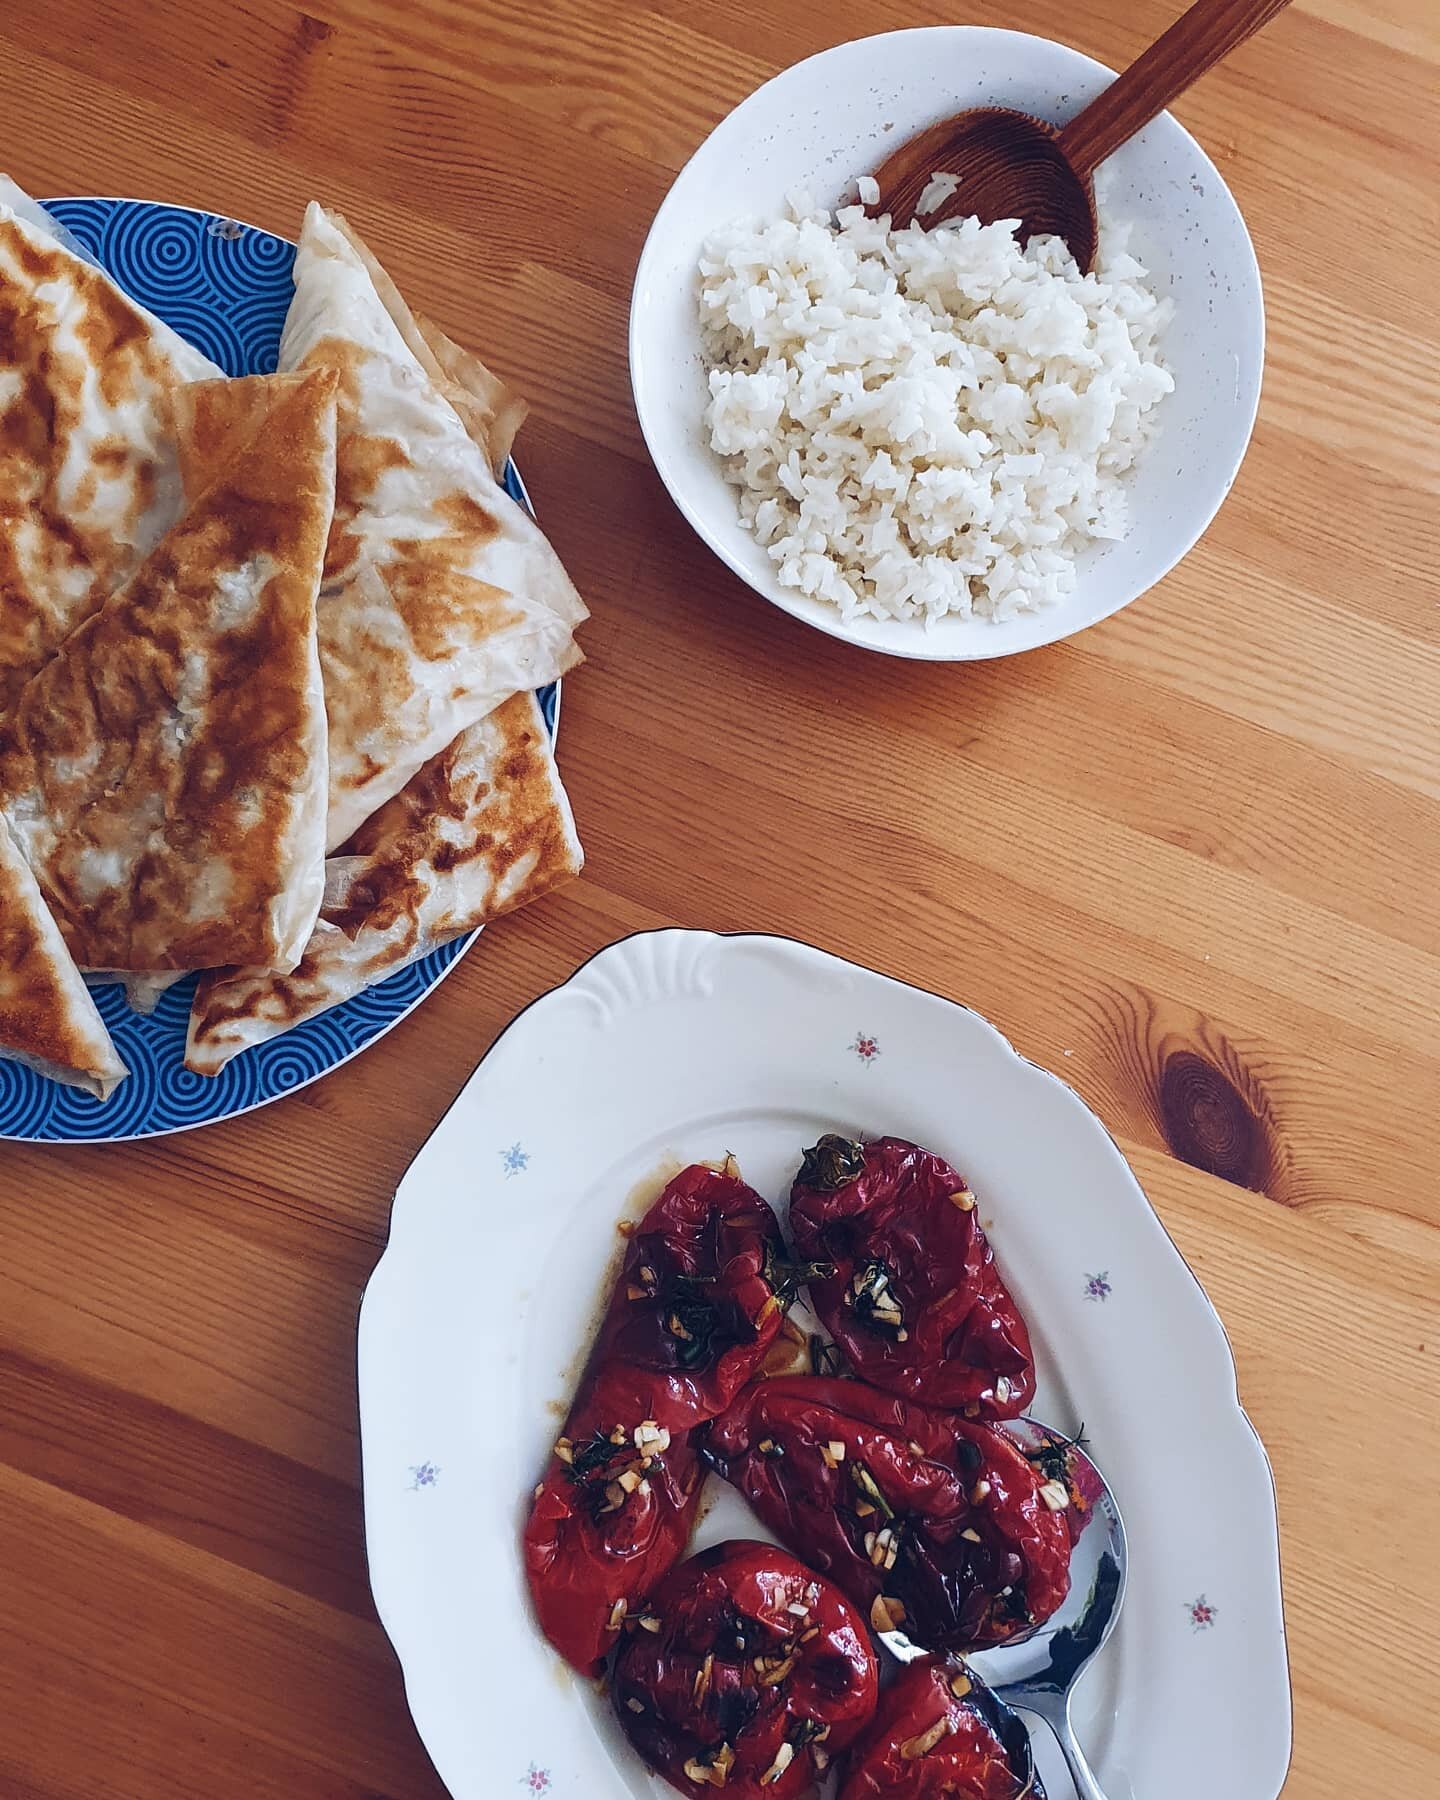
[0,198,556,1143]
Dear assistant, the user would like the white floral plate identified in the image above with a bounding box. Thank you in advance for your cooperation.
[358,931,1290,1799]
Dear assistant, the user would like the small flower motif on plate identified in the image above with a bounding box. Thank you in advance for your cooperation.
[408,1462,440,1491]
[520,1766,552,1794]
[1084,1271,1112,1302]
[850,1031,881,1066]
[1186,1594,1217,1631]
[501,1141,530,1177]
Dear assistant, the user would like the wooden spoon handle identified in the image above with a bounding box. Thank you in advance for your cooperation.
[1056,0,1293,180]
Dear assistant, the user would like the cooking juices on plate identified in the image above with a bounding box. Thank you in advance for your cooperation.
[523,1138,1081,1796]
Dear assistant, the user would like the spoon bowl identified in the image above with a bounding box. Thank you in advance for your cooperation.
[869,106,1097,271]
[959,1664,1049,1799]
[872,0,1293,269]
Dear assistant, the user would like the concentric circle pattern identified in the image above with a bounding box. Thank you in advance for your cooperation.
[0,198,555,1142]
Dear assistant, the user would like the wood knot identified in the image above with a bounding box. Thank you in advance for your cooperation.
[1158,1050,1271,1191]
[295,12,334,50]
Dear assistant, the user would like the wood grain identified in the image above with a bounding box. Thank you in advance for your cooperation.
[0,2,1437,1797]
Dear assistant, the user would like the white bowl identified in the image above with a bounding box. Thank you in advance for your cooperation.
[629,27,1265,661]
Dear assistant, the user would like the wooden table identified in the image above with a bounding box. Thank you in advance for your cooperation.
[1,2,1436,1795]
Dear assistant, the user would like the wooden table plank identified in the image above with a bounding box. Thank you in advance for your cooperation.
[1,2,1437,1797]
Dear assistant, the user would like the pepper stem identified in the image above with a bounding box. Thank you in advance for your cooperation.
[796,1134,867,1191]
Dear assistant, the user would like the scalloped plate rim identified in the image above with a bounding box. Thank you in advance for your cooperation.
[357,927,1292,1800]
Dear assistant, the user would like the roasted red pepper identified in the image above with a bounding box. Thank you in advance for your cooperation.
[524,1387,705,1675]
[839,1657,1041,1799]
[613,1539,879,1798]
[591,1160,792,1430]
[788,1136,1036,1418]
[525,1163,791,1674]
[704,1378,1072,1650]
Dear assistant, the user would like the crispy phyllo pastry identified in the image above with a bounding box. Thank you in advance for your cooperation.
[0,368,337,974]
[185,690,581,1072]
[277,201,587,847]
[0,176,221,713]
[0,813,127,1100]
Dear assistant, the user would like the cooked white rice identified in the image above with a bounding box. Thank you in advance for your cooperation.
[698,196,1174,623]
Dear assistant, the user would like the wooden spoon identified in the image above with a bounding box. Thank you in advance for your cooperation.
[872,0,1293,270]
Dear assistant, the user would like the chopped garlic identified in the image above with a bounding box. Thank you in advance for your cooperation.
[870,1593,906,1632]
[900,1717,951,1759]
[759,1741,795,1786]
[756,1654,795,1687]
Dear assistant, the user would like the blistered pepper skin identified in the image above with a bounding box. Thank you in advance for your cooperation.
[613,1539,880,1798]
[592,1161,791,1430]
[524,1164,789,1675]
[704,1377,1072,1651]
[524,1386,706,1675]
[838,1657,1042,1799]
[789,1136,1036,1419]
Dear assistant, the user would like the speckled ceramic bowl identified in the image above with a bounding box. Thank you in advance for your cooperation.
[630,27,1265,661]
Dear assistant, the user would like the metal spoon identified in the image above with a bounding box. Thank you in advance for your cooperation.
[953,1665,1047,1799]
[880,1416,1127,1800]
[870,0,1293,271]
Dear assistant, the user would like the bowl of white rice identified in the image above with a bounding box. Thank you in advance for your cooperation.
[629,27,1264,660]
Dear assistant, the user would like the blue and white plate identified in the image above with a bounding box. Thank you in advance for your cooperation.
[0,197,555,1144]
